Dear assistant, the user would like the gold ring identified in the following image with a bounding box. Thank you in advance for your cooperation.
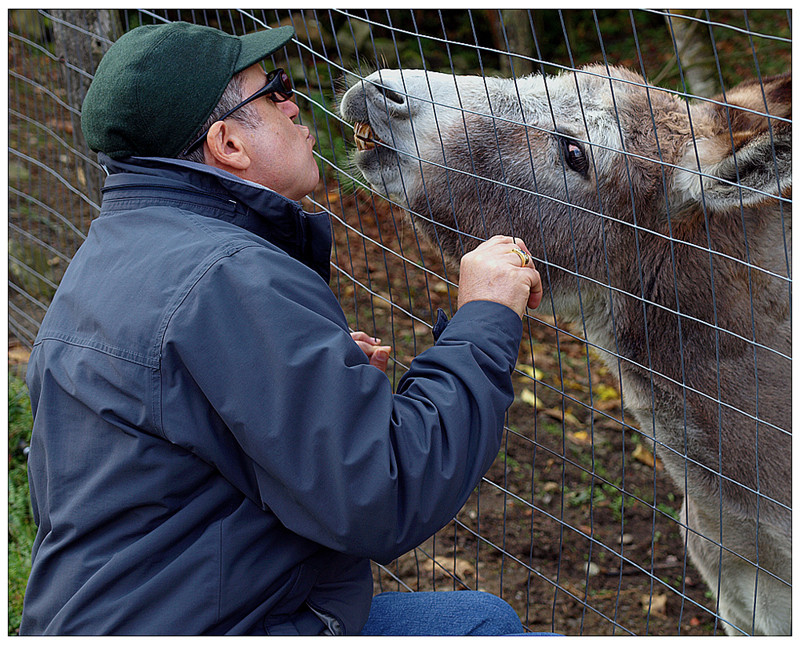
[509,247,532,267]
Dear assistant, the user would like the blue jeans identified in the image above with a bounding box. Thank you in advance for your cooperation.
[359,591,557,636]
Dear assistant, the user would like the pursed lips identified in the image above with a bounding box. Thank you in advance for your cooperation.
[298,124,315,147]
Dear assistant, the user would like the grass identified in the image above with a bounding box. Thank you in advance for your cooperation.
[8,372,36,635]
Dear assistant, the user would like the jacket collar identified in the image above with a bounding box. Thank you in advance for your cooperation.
[99,154,332,283]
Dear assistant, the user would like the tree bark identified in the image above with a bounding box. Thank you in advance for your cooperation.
[50,9,123,203]
[489,10,534,79]
[667,9,720,98]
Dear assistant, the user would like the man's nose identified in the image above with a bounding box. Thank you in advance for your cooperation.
[279,98,300,119]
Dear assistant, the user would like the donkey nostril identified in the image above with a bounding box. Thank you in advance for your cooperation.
[380,86,405,106]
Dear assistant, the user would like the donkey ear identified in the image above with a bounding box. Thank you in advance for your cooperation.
[674,74,792,213]
[698,123,791,212]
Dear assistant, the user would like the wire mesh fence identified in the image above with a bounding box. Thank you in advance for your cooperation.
[7,8,792,636]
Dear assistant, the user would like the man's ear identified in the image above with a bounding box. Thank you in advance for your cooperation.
[203,120,251,172]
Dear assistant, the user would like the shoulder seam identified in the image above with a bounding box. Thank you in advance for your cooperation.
[152,243,264,440]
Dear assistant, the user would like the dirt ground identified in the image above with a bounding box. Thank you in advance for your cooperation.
[317,185,723,636]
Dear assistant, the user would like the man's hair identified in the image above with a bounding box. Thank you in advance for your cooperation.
[177,71,262,164]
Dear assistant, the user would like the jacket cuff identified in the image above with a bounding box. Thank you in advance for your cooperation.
[436,300,523,370]
[431,308,450,342]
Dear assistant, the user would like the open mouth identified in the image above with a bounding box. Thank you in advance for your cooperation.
[353,122,382,151]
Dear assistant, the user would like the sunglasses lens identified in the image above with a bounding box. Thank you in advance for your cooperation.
[264,69,293,102]
[277,72,292,100]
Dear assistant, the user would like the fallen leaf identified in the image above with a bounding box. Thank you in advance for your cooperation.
[47,118,73,134]
[563,378,586,393]
[519,388,542,409]
[413,322,430,337]
[515,363,544,381]
[371,298,391,310]
[643,593,668,617]
[592,399,622,413]
[585,561,601,577]
[454,559,475,579]
[633,444,663,470]
[541,481,561,494]
[543,407,581,427]
[593,383,619,402]
[8,344,30,365]
[420,557,474,580]
[567,430,591,445]
[632,444,654,467]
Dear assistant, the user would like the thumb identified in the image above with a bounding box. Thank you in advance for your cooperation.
[370,347,391,372]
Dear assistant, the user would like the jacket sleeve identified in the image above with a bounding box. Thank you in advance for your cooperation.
[161,244,522,563]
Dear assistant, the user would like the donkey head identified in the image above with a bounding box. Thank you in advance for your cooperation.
[340,66,791,360]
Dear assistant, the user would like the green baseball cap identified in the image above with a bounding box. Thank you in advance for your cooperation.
[81,21,295,159]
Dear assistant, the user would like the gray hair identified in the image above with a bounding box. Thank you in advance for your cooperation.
[177,71,262,164]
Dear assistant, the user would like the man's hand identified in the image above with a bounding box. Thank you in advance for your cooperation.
[351,331,392,372]
[457,236,543,318]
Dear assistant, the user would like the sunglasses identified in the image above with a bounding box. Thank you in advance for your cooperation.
[183,68,294,155]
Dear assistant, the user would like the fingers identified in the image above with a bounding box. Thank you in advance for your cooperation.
[527,268,543,309]
[457,235,544,318]
[508,247,533,267]
[492,237,543,308]
[369,347,391,372]
[484,236,533,268]
[350,331,382,345]
[508,239,543,309]
[513,240,543,310]
[351,331,392,373]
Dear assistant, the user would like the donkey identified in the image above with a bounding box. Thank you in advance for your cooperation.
[340,65,791,635]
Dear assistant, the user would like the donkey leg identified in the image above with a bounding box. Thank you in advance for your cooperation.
[747,526,792,636]
[682,497,752,635]
[682,497,791,635]
[750,568,792,636]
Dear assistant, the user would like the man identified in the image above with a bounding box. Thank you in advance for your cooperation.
[21,21,544,635]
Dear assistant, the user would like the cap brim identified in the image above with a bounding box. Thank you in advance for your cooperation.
[235,25,296,73]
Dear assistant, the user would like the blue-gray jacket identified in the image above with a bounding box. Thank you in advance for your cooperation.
[21,156,523,635]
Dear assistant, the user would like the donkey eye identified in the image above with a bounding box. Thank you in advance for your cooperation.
[559,136,589,177]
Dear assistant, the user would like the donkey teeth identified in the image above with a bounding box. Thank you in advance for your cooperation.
[354,121,379,151]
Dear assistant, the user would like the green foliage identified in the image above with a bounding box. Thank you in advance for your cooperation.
[8,373,36,635]
[656,502,681,522]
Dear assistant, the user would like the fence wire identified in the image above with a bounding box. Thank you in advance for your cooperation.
[7,8,792,636]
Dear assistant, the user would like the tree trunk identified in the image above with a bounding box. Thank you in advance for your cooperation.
[489,10,534,79]
[50,9,123,204]
[667,9,720,98]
